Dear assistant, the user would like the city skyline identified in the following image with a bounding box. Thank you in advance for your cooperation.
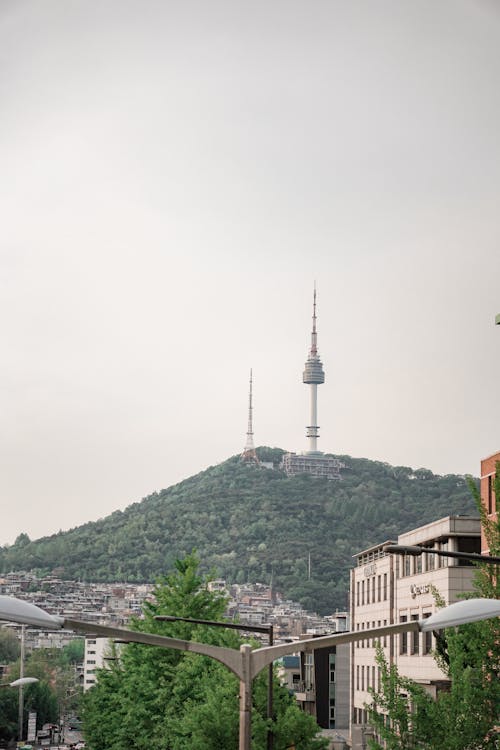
[1,0,500,544]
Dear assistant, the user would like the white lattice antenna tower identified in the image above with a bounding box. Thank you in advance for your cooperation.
[241,369,259,463]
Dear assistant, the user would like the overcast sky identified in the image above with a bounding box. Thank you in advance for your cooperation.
[1,0,499,545]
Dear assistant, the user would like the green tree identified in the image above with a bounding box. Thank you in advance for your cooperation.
[0,689,17,744]
[0,626,20,664]
[82,553,328,750]
[367,466,500,750]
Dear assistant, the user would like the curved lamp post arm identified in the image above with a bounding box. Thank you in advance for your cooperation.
[250,597,500,677]
[0,597,245,679]
[250,620,419,678]
[384,544,500,565]
[63,617,245,678]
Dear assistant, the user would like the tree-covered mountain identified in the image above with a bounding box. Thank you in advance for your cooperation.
[0,449,477,614]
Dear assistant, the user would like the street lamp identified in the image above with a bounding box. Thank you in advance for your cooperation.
[0,677,39,688]
[154,615,275,750]
[384,544,500,565]
[0,595,499,750]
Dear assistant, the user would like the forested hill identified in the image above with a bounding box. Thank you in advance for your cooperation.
[0,449,477,614]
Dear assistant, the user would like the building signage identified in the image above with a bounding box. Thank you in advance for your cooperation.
[410,583,431,599]
[363,563,377,577]
[27,711,37,742]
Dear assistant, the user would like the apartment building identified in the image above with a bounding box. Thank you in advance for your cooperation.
[350,515,480,747]
[84,637,113,690]
[293,638,350,731]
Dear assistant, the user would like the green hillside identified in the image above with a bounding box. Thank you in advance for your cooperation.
[0,449,477,614]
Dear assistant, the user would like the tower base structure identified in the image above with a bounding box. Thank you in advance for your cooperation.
[281,452,344,480]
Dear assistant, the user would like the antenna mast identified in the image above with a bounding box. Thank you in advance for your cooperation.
[241,369,259,464]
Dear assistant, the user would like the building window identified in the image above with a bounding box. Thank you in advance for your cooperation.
[415,556,422,574]
[361,666,364,691]
[411,614,419,654]
[426,551,435,571]
[356,581,360,606]
[372,666,375,690]
[488,475,494,515]
[400,615,408,654]
[367,579,370,604]
[362,580,365,605]
[404,556,411,576]
[383,573,388,600]
[356,665,359,690]
[422,613,432,654]
[377,575,381,602]
[440,541,449,567]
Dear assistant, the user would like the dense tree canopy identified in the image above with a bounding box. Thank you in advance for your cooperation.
[82,553,328,750]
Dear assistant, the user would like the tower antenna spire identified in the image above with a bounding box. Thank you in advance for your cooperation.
[311,282,317,355]
[241,368,259,464]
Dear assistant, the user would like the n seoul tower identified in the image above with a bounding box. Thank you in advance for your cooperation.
[281,286,343,478]
[303,286,324,454]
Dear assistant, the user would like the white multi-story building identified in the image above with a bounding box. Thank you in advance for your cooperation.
[83,637,113,690]
[350,515,480,748]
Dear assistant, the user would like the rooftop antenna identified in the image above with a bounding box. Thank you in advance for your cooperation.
[241,369,259,464]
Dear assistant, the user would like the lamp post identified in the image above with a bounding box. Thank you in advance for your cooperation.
[154,615,274,750]
[384,544,500,565]
[0,595,499,750]
[0,674,39,744]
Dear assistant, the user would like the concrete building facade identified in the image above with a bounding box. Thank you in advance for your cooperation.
[349,515,481,747]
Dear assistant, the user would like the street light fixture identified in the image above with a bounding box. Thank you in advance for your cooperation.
[384,544,500,565]
[154,615,275,750]
[0,677,39,688]
[0,595,499,750]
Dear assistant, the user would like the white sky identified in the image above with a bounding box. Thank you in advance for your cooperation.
[1,0,500,545]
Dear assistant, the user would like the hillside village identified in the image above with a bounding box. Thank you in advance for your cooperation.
[0,570,345,656]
